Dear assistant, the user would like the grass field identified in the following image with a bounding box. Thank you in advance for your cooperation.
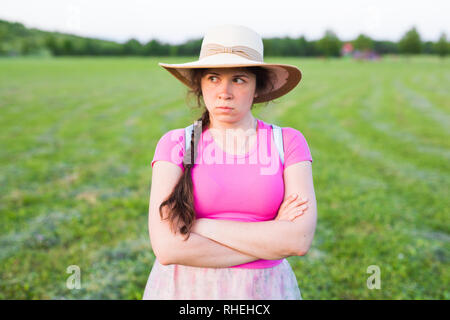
[0,55,448,299]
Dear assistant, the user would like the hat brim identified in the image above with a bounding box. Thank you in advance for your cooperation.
[159,53,302,104]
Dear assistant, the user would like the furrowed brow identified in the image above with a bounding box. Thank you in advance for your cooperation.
[207,72,249,78]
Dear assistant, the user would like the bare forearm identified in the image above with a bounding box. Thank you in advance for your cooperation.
[192,219,299,260]
[163,231,262,268]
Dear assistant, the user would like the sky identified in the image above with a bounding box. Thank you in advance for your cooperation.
[1,0,449,44]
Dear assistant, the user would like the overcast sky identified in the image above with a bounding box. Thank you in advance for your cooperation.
[1,0,449,44]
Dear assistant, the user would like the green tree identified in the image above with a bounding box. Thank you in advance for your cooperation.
[399,26,422,54]
[169,45,178,56]
[62,38,74,55]
[373,40,398,54]
[82,38,100,56]
[317,29,341,57]
[422,41,435,54]
[435,32,448,58]
[122,38,143,55]
[21,37,41,55]
[296,36,309,56]
[176,38,202,56]
[353,34,374,51]
[262,38,279,56]
[143,39,169,56]
[44,35,59,56]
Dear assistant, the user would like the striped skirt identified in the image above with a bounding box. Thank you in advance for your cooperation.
[142,258,302,300]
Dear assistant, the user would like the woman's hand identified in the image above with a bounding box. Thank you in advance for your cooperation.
[275,193,309,222]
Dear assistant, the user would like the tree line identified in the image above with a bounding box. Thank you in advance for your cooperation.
[0,19,448,58]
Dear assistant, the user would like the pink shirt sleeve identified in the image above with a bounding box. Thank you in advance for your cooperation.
[282,127,313,169]
[151,129,185,171]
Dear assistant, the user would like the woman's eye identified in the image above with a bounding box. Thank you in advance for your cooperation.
[207,76,244,83]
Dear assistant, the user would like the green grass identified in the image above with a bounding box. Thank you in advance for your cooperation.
[0,55,448,299]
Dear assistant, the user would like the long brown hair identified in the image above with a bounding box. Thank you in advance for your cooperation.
[159,66,277,240]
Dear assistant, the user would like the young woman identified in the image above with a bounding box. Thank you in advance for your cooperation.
[143,25,317,300]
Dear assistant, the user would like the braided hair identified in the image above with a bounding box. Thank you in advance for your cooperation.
[158,67,276,240]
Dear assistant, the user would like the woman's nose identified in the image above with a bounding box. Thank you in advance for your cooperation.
[218,80,233,100]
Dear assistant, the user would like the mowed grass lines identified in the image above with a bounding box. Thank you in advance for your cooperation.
[0,56,448,299]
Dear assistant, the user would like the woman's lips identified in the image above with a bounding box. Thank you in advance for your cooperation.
[217,107,233,113]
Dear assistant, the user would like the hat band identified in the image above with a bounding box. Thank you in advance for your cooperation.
[199,43,263,62]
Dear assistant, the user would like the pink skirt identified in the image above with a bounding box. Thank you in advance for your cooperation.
[142,258,302,300]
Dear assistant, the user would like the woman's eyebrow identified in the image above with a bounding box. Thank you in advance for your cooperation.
[207,72,249,78]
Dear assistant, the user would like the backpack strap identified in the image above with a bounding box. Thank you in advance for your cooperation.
[184,123,194,152]
[184,121,202,165]
[184,122,285,167]
[271,124,285,166]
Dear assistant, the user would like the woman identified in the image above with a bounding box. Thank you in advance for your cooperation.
[143,25,317,300]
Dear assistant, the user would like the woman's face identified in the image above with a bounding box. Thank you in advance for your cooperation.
[200,67,258,123]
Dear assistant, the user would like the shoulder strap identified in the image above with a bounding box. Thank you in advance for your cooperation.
[184,123,194,152]
[185,122,285,166]
[271,124,285,166]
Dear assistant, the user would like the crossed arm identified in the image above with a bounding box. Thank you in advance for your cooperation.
[149,160,317,268]
[189,161,317,261]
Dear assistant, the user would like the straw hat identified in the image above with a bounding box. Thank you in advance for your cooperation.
[158,24,302,104]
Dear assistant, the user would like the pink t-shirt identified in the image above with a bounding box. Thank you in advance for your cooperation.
[151,118,313,268]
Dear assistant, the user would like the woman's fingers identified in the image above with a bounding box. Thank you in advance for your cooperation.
[278,195,309,221]
[286,197,308,209]
[289,204,308,220]
[280,194,298,210]
[296,204,308,212]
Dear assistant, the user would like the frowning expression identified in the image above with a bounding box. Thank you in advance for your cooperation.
[201,67,257,120]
